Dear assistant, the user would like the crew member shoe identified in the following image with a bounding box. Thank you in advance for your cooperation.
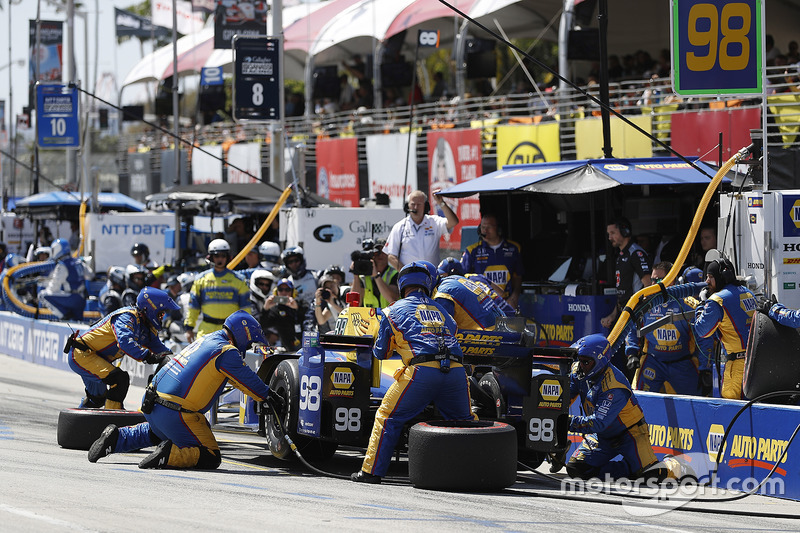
[139,440,173,469]
[548,447,569,474]
[88,425,119,463]
[661,454,697,482]
[351,470,381,484]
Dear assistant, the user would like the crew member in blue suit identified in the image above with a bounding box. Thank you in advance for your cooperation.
[67,287,179,409]
[352,261,475,484]
[39,238,87,320]
[562,334,661,480]
[465,272,515,315]
[624,262,713,395]
[694,257,756,399]
[433,262,506,330]
[764,301,800,327]
[88,311,279,469]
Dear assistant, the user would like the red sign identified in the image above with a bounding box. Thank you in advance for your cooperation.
[427,128,482,250]
[316,138,360,207]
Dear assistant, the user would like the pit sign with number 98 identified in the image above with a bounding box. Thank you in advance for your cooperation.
[528,417,554,442]
[671,0,762,95]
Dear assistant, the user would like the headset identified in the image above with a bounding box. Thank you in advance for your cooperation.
[478,215,503,239]
[707,256,737,286]
[614,217,632,238]
[403,199,431,215]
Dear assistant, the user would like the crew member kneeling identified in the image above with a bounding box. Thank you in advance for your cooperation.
[352,261,475,484]
[88,311,281,469]
[67,287,178,409]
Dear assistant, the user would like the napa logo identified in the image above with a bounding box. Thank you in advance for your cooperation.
[416,307,444,325]
[602,163,629,172]
[539,379,562,401]
[741,295,757,313]
[707,423,727,462]
[655,324,679,346]
[747,196,763,208]
[332,367,354,390]
[506,141,546,166]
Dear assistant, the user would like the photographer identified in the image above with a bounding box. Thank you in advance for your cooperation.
[350,238,399,308]
[260,278,303,350]
[312,275,345,334]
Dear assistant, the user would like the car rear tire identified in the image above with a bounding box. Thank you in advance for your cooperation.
[264,359,338,461]
[744,311,800,402]
[408,420,517,491]
[478,372,506,418]
[57,408,146,450]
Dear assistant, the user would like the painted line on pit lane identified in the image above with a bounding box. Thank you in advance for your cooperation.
[0,503,99,531]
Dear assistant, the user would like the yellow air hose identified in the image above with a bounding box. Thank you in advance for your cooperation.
[227,186,293,270]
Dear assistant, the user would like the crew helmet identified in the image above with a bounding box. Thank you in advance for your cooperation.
[258,241,281,265]
[34,246,51,260]
[207,238,231,257]
[130,242,150,258]
[107,266,126,287]
[4,253,24,269]
[281,246,306,273]
[136,287,180,331]
[126,264,148,290]
[250,269,276,299]
[681,267,704,284]
[571,334,610,382]
[177,271,196,292]
[224,310,268,352]
[50,238,70,260]
[437,257,465,277]
[398,261,436,297]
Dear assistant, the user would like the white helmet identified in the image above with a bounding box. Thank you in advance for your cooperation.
[258,241,281,264]
[177,271,195,292]
[249,269,276,299]
[208,238,231,256]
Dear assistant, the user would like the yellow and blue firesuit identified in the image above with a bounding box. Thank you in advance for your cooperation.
[110,329,270,469]
[360,292,475,478]
[185,268,250,338]
[694,284,756,399]
[567,364,657,480]
[769,303,800,327]
[460,239,523,298]
[433,275,506,330]
[625,298,714,395]
[68,307,172,409]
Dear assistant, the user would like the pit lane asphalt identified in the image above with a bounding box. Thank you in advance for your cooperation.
[1,352,799,532]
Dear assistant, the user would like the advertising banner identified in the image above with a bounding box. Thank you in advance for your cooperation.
[317,138,359,207]
[427,128,482,251]
[575,115,653,159]
[214,0,268,49]
[366,133,417,209]
[85,212,174,273]
[227,142,262,183]
[191,144,223,184]
[672,107,761,162]
[29,20,63,109]
[127,152,152,202]
[114,8,170,39]
[152,0,204,35]
[280,207,404,280]
[496,123,560,170]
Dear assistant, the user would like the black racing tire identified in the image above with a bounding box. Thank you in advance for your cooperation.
[408,420,517,491]
[57,408,146,450]
[264,359,338,462]
[744,311,800,402]
[477,372,506,419]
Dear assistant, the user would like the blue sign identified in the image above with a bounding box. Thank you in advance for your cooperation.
[36,83,80,149]
[671,0,762,95]
[200,66,224,87]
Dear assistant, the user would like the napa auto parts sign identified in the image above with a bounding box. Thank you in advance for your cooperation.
[427,128,482,250]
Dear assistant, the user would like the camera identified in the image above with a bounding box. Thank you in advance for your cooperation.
[351,250,374,276]
[276,296,289,305]
[321,288,331,300]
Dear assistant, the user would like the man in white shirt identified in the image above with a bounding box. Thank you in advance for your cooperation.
[385,190,459,271]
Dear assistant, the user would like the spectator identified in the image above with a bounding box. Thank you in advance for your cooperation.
[694,257,756,399]
[280,246,318,308]
[338,74,355,110]
[693,226,717,268]
[461,214,524,309]
[787,40,799,64]
[766,34,781,65]
[39,238,87,321]
[385,190,459,270]
[259,277,303,350]
[184,239,250,344]
[350,238,399,308]
[431,71,447,100]
[311,275,346,334]
[601,218,652,329]
[224,217,252,258]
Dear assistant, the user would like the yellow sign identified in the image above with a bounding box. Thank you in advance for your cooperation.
[332,367,354,390]
[706,423,727,462]
[539,379,562,402]
[496,123,560,170]
[575,115,653,159]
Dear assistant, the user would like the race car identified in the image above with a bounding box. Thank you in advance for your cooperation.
[256,303,574,465]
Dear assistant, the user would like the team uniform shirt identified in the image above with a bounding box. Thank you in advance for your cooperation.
[768,304,800,328]
[73,308,171,364]
[460,239,524,298]
[43,257,85,296]
[567,363,657,479]
[384,214,449,266]
[185,268,250,336]
[465,273,515,315]
[433,275,506,330]
[614,242,651,306]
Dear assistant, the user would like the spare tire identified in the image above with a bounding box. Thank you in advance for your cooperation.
[744,311,800,402]
[408,420,517,491]
[57,409,146,450]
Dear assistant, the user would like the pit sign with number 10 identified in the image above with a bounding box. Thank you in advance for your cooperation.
[671,0,762,95]
[36,83,80,149]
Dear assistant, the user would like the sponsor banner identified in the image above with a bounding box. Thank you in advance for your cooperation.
[85,212,173,273]
[127,152,151,202]
[672,107,760,163]
[519,293,617,346]
[496,123,560,170]
[152,0,204,35]
[366,133,417,209]
[227,142,262,183]
[29,20,63,90]
[575,115,653,159]
[114,7,170,39]
[280,207,404,281]
[427,129,482,250]
[214,0,268,49]
[192,0,217,13]
[191,144,223,184]
[316,138,359,207]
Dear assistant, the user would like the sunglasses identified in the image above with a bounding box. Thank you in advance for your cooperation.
[277,286,292,293]
[256,281,272,288]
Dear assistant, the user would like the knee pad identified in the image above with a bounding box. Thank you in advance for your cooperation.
[196,447,222,470]
[102,368,130,403]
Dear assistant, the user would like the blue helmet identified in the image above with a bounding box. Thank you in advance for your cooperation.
[682,267,704,283]
[571,334,610,382]
[136,287,180,330]
[50,238,70,260]
[281,246,306,274]
[4,253,24,269]
[224,310,268,352]
[437,257,465,277]
[398,261,436,297]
